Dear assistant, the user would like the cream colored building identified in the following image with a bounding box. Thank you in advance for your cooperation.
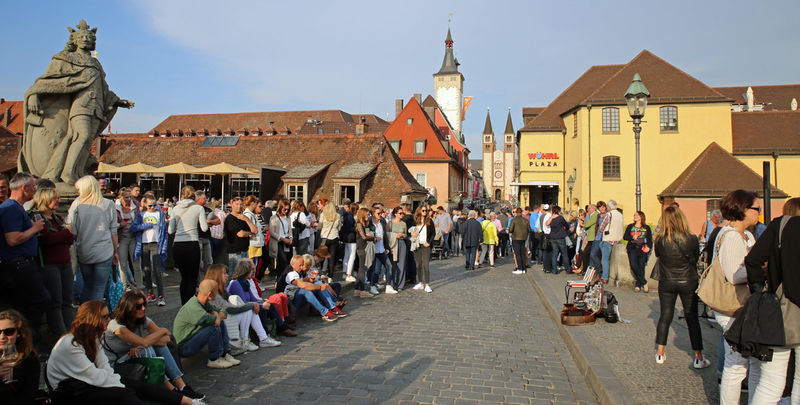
[481,109,517,201]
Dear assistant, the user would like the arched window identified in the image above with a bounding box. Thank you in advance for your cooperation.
[602,107,619,132]
[602,156,620,180]
[660,106,678,131]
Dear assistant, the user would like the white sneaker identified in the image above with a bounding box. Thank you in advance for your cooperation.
[242,339,259,352]
[512,270,523,275]
[207,358,233,369]
[385,285,397,294]
[259,336,282,347]
[412,283,424,290]
[424,285,433,293]
[345,275,356,282]
[223,353,241,366]
[191,399,207,405]
[693,356,711,369]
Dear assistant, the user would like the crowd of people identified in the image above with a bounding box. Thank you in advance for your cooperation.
[0,169,798,404]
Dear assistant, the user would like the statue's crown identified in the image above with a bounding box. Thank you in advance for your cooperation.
[69,19,96,34]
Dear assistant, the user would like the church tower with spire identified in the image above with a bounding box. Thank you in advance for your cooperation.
[482,109,497,198]
[503,108,516,201]
[433,27,464,141]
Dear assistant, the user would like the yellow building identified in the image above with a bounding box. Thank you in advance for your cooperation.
[517,50,797,233]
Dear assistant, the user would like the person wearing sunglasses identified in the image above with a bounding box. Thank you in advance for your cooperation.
[0,309,44,404]
[268,199,293,274]
[130,195,169,306]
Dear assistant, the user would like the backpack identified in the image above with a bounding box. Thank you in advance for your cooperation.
[595,291,619,323]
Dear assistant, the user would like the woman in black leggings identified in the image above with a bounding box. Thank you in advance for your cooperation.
[411,206,435,293]
[651,206,707,367]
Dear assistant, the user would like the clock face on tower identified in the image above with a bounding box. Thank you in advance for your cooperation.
[494,170,502,179]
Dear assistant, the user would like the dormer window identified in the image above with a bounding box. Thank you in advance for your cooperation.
[406,118,413,126]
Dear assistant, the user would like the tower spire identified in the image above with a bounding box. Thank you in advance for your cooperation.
[504,107,514,134]
[436,28,459,75]
[483,108,493,135]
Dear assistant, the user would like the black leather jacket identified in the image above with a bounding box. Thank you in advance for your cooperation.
[653,234,700,281]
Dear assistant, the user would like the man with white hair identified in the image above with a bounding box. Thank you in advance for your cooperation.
[699,209,722,243]
[460,210,482,271]
[599,199,624,283]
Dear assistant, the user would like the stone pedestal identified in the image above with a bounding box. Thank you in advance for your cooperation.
[56,193,79,218]
[608,243,659,289]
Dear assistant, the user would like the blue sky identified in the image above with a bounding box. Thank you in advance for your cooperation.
[2,1,798,154]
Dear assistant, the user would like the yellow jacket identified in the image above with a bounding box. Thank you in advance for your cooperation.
[481,220,498,245]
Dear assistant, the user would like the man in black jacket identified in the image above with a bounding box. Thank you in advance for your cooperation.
[507,208,530,274]
[461,210,483,270]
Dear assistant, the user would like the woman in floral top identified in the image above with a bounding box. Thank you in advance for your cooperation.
[623,210,653,292]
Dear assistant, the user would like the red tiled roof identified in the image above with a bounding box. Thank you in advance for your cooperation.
[582,50,730,107]
[714,85,800,111]
[731,111,800,154]
[0,100,24,135]
[383,97,452,161]
[520,65,623,131]
[0,126,17,138]
[522,107,544,116]
[98,132,426,207]
[152,110,389,136]
[660,142,788,198]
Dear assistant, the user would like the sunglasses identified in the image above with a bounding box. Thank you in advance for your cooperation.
[0,327,18,336]
[748,206,761,213]
[421,209,427,213]
[136,302,146,310]
[102,314,111,320]
[146,204,156,208]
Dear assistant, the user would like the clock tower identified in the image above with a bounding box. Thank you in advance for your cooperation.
[433,28,465,142]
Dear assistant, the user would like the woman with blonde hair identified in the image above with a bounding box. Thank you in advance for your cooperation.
[168,186,209,304]
[29,188,75,336]
[69,175,119,303]
[319,201,342,278]
[652,206,707,369]
[243,196,265,272]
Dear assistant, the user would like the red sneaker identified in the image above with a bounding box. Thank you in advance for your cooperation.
[322,311,338,322]
[332,308,348,318]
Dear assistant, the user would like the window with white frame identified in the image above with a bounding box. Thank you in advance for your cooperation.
[287,184,304,202]
[660,106,678,131]
[415,173,426,187]
[602,107,619,132]
[389,140,401,153]
[414,139,426,155]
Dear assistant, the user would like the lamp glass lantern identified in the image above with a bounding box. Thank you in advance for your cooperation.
[624,73,650,119]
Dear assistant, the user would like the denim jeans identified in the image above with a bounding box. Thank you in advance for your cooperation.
[179,323,229,361]
[41,263,74,335]
[79,259,113,303]
[292,289,332,315]
[118,235,141,288]
[441,233,450,255]
[141,242,164,297]
[371,251,391,287]
[464,246,478,269]
[314,288,338,309]
[550,237,569,272]
[589,240,603,272]
[390,240,407,289]
[199,237,213,277]
[600,241,613,280]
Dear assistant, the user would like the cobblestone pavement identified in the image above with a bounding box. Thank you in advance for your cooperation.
[529,266,725,404]
[148,255,598,404]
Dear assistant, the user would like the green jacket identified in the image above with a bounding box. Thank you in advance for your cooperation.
[583,211,598,240]
[173,296,222,346]
[507,216,530,241]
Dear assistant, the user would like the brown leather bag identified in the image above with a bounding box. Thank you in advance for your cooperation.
[696,229,750,316]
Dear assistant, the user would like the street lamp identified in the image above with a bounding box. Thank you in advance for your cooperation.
[624,73,650,212]
[566,174,575,209]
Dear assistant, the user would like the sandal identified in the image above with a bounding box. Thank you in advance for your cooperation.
[634,287,641,292]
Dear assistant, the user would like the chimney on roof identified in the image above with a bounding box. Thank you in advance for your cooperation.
[395,99,404,118]
[413,93,422,104]
[95,136,107,157]
[355,116,368,135]
[0,98,4,104]
[3,106,10,127]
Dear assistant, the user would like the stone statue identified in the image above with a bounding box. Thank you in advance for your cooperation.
[19,20,133,192]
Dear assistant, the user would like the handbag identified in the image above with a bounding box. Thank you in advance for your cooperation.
[115,360,147,382]
[696,230,750,316]
[105,264,124,312]
[775,215,800,346]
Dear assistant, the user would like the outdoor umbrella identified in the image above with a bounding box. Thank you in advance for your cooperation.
[115,162,159,173]
[154,162,199,190]
[197,162,251,203]
[95,162,120,173]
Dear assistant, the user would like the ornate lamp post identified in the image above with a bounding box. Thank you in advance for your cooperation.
[624,74,650,212]
[567,174,575,209]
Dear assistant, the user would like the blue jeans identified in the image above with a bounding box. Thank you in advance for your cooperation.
[464,246,478,269]
[442,233,450,255]
[600,241,613,280]
[117,345,183,382]
[550,238,570,272]
[371,251,391,287]
[292,289,332,315]
[79,259,113,303]
[179,323,229,361]
[313,288,338,308]
[589,240,603,270]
